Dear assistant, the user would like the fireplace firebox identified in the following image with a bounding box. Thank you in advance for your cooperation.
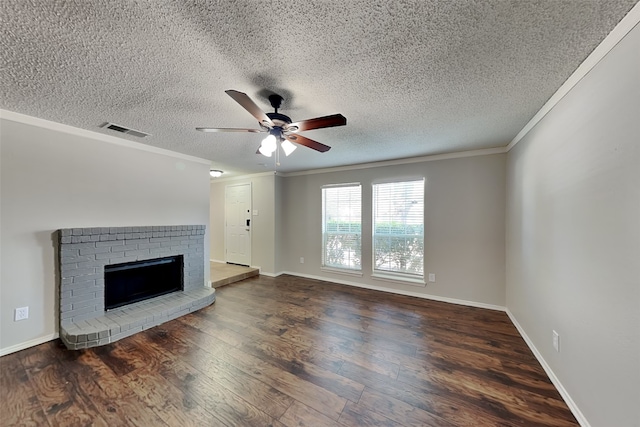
[105,255,183,310]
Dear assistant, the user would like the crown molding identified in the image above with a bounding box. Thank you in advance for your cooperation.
[209,171,279,183]
[506,2,640,152]
[0,109,211,165]
[280,146,507,178]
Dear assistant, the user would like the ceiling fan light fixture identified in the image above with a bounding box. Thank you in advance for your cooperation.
[209,169,223,178]
[258,145,273,157]
[260,134,277,154]
[281,139,297,156]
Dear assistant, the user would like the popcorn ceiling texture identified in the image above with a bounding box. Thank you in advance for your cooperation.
[1,0,636,175]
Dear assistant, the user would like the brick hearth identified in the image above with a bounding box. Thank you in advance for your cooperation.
[57,225,215,349]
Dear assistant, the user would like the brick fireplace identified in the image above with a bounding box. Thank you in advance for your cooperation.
[57,225,215,349]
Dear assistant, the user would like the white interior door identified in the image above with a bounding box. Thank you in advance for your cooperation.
[225,183,252,266]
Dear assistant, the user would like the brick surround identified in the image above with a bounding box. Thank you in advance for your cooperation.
[57,225,215,349]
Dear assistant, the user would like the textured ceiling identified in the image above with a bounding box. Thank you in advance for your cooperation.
[1,0,637,176]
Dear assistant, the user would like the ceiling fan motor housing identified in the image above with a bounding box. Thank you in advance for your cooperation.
[266,112,291,124]
[263,112,293,134]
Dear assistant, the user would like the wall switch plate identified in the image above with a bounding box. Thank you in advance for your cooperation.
[428,273,436,283]
[300,257,304,264]
[15,306,29,321]
[553,330,560,352]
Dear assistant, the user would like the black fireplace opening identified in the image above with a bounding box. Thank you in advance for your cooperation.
[105,255,183,310]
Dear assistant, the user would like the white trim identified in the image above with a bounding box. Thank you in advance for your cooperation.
[506,3,640,152]
[280,271,505,311]
[371,176,425,185]
[210,258,226,264]
[0,109,212,165]
[216,148,505,181]
[258,270,279,277]
[505,309,590,427]
[224,182,252,266]
[210,171,277,183]
[321,182,361,189]
[282,147,507,177]
[0,333,59,357]
[320,267,364,277]
[371,273,426,287]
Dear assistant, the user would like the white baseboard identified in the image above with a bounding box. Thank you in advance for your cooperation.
[0,333,59,357]
[505,309,589,427]
[279,271,505,311]
[258,271,280,277]
[210,258,225,264]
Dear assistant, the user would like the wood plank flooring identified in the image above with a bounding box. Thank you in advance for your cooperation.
[1,275,578,426]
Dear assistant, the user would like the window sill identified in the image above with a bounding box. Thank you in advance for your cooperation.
[321,267,363,277]
[372,273,426,287]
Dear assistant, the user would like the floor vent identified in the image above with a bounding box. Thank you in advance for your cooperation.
[100,122,151,138]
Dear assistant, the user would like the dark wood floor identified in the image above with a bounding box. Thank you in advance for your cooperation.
[1,275,578,426]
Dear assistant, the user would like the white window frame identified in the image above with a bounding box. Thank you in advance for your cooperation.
[321,183,362,275]
[372,179,425,285]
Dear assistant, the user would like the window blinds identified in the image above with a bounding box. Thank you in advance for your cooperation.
[372,180,424,277]
[322,184,362,270]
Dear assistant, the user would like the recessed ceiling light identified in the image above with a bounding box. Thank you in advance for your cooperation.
[210,170,223,178]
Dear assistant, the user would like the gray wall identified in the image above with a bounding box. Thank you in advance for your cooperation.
[281,154,506,307]
[0,115,211,354]
[505,23,640,426]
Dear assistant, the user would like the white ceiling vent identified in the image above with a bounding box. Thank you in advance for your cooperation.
[100,122,151,138]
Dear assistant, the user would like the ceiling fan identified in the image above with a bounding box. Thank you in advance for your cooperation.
[196,90,347,157]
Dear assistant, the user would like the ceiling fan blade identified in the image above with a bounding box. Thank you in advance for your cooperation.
[196,127,264,133]
[284,114,346,132]
[284,133,331,153]
[225,90,274,128]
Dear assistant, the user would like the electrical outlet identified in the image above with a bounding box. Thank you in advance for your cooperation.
[428,273,436,283]
[300,257,304,264]
[552,330,560,352]
[15,306,29,321]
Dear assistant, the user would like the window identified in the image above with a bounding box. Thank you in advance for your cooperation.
[372,179,424,280]
[322,184,362,271]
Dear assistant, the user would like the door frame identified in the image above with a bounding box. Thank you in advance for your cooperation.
[224,182,252,266]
